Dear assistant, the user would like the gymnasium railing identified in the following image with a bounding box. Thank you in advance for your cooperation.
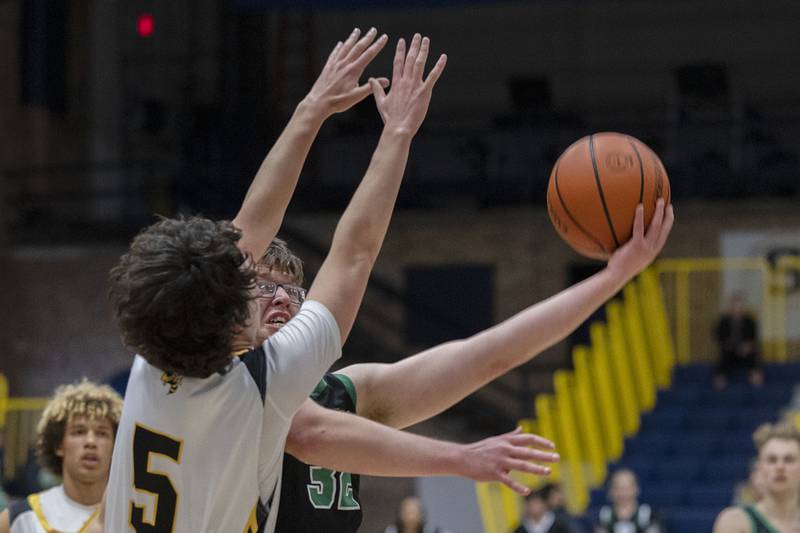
[476,257,800,532]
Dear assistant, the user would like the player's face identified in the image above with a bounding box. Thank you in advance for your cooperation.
[759,438,800,495]
[57,415,114,484]
[256,269,303,342]
[609,471,639,505]
[525,496,547,520]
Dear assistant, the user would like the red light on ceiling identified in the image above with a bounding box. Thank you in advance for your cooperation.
[137,13,154,38]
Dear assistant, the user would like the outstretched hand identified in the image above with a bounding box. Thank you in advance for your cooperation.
[305,27,390,118]
[369,34,447,137]
[607,199,674,281]
[459,427,558,494]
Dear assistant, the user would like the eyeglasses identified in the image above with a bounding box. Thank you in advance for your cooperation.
[256,281,306,304]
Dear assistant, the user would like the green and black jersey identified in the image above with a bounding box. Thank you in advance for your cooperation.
[275,373,362,533]
[744,505,780,533]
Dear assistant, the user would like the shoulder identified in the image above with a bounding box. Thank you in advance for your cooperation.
[713,506,749,533]
[5,496,34,530]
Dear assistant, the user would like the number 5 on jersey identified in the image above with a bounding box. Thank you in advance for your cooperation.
[130,424,183,532]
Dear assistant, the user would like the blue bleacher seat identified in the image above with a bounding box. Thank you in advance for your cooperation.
[653,459,701,482]
[684,408,734,431]
[640,408,685,433]
[763,363,800,385]
[732,407,778,431]
[685,483,736,507]
[625,435,669,457]
[718,433,755,456]
[674,364,713,385]
[668,508,719,533]
[701,457,749,482]
[643,485,685,507]
[669,434,718,457]
[701,385,752,408]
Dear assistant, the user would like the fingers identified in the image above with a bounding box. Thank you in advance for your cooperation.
[344,27,379,64]
[392,38,406,81]
[498,472,530,495]
[644,198,664,243]
[422,54,447,92]
[507,432,556,450]
[655,204,675,251]
[338,28,362,61]
[511,446,560,464]
[412,37,430,80]
[324,41,344,70]
[632,203,645,241]
[353,33,389,71]
[503,458,552,477]
[368,77,386,103]
[403,33,422,78]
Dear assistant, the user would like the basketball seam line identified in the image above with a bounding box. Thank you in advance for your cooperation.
[588,134,620,248]
[553,163,608,255]
[628,139,645,204]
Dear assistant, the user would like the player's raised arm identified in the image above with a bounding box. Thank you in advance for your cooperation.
[232,28,389,260]
[286,400,557,494]
[339,201,674,429]
[307,34,447,343]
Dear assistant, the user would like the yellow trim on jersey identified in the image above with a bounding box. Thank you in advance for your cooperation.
[243,501,259,533]
[232,348,253,358]
[27,492,100,533]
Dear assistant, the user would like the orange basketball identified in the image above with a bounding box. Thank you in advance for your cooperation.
[546,132,671,260]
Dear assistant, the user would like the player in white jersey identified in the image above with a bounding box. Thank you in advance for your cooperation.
[104,29,452,533]
[0,381,122,533]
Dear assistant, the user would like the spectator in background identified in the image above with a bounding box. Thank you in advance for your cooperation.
[541,483,582,533]
[713,293,764,390]
[385,496,451,533]
[595,469,666,533]
[515,487,571,533]
[0,380,122,533]
[732,458,766,506]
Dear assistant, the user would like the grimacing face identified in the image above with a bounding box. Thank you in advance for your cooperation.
[57,415,115,484]
[256,269,303,343]
[759,438,800,495]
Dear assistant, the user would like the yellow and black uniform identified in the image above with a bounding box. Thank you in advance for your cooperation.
[743,505,779,533]
[7,485,99,533]
[105,301,342,533]
[275,373,361,533]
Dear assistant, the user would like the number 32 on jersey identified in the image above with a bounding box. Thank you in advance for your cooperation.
[307,467,360,510]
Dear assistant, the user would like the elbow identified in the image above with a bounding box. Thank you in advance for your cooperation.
[286,408,328,463]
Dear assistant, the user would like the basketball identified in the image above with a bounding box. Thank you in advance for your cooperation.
[546,132,671,260]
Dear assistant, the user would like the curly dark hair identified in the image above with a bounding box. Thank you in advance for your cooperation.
[109,216,256,378]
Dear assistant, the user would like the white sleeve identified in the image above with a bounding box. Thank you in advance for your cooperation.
[262,300,342,419]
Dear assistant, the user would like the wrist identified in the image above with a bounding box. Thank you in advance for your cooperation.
[380,126,415,143]
[295,96,331,126]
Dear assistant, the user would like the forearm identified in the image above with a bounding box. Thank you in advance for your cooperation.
[233,99,326,259]
[308,128,412,341]
[356,266,633,428]
[286,401,463,477]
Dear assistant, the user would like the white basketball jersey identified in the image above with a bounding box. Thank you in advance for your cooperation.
[8,485,99,533]
[105,300,341,533]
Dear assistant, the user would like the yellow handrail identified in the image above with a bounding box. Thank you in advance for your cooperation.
[553,370,589,513]
[572,346,606,487]
[589,324,624,461]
